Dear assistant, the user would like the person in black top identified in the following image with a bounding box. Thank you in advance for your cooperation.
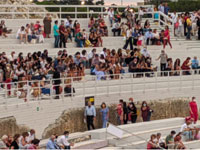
[53,68,61,99]
[128,101,137,123]
[197,17,200,40]
[123,102,128,124]
[10,134,20,149]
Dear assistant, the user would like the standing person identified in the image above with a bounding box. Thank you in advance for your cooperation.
[57,131,74,149]
[100,102,109,128]
[123,101,128,124]
[189,97,199,124]
[197,14,200,40]
[43,14,52,38]
[84,101,96,130]
[116,99,124,125]
[141,101,152,122]
[59,20,66,48]
[53,68,61,99]
[123,27,133,50]
[128,100,137,123]
[156,50,168,76]
[138,7,144,22]
[186,15,192,40]
[164,3,170,16]
[163,26,172,49]
[108,8,114,27]
[53,20,60,48]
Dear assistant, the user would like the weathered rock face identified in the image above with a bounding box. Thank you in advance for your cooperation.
[0,116,29,137]
[0,0,57,19]
[42,97,191,139]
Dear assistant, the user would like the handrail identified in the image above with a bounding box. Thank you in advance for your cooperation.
[106,122,165,149]
[0,69,200,106]
[0,4,154,8]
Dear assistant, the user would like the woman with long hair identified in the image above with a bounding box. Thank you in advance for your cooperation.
[163,25,172,49]
[100,102,109,128]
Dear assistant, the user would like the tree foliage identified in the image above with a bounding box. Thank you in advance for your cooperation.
[146,0,200,12]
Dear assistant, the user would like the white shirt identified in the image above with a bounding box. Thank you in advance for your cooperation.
[57,135,70,146]
[16,29,26,38]
[88,51,95,59]
[139,9,144,16]
[65,19,70,27]
[100,51,106,58]
[171,13,177,23]
[27,132,35,143]
[141,48,150,58]
[112,23,120,29]
[180,123,189,132]
[108,10,114,18]
[178,19,183,26]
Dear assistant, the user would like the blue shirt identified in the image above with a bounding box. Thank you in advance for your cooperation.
[145,31,153,40]
[100,107,109,120]
[164,6,170,15]
[85,105,96,116]
[46,139,57,150]
[192,59,199,68]
[53,24,59,36]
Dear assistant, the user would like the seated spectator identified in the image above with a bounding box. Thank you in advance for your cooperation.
[88,16,95,28]
[16,26,27,44]
[27,139,40,149]
[0,135,8,149]
[10,134,20,149]
[174,58,181,76]
[156,133,166,148]
[180,117,197,141]
[112,21,121,36]
[165,58,173,76]
[191,56,200,71]
[147,134,158,149]
[89,31,98,47]
[174,133,186,149]
[57,131,74,149]
[46,135,60,149]
[181,57,191,75]
[0,20,12,38]
[19,132,29,149]
[152,29,160,45]
[165,130,176,149]
[145,29,153,45]
[99,19,108,36]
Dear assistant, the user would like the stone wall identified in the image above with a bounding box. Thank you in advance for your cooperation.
[0,116,29,137]
[42,97,191,139]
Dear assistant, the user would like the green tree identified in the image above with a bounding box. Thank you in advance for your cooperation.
[96,0,104,5]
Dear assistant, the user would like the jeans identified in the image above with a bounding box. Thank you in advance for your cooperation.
[75,39,83,47]
[182,131,193,141]
[123,37,133,50]
[186,26,192,39]
[54,35,59,48]
[102,118,108,128]
[60,34,66,48]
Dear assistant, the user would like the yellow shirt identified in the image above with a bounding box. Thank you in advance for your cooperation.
[186,18,192,26]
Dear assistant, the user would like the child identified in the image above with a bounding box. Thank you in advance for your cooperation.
[137,34,143,47]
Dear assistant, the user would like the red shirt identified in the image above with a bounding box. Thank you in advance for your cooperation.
[164,29,170,40]
[59,25,65,35]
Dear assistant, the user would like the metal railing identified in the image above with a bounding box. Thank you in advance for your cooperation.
[0,4,154,19]
[0,69,200,106]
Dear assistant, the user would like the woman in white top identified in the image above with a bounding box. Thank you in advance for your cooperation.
[177,15,183,37]
[25,24,32,43]
[108,8,114,27]
[16,26,27,44]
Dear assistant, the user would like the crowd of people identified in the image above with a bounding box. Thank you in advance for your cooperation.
[1,45,200,100]
[0,96,198,149]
